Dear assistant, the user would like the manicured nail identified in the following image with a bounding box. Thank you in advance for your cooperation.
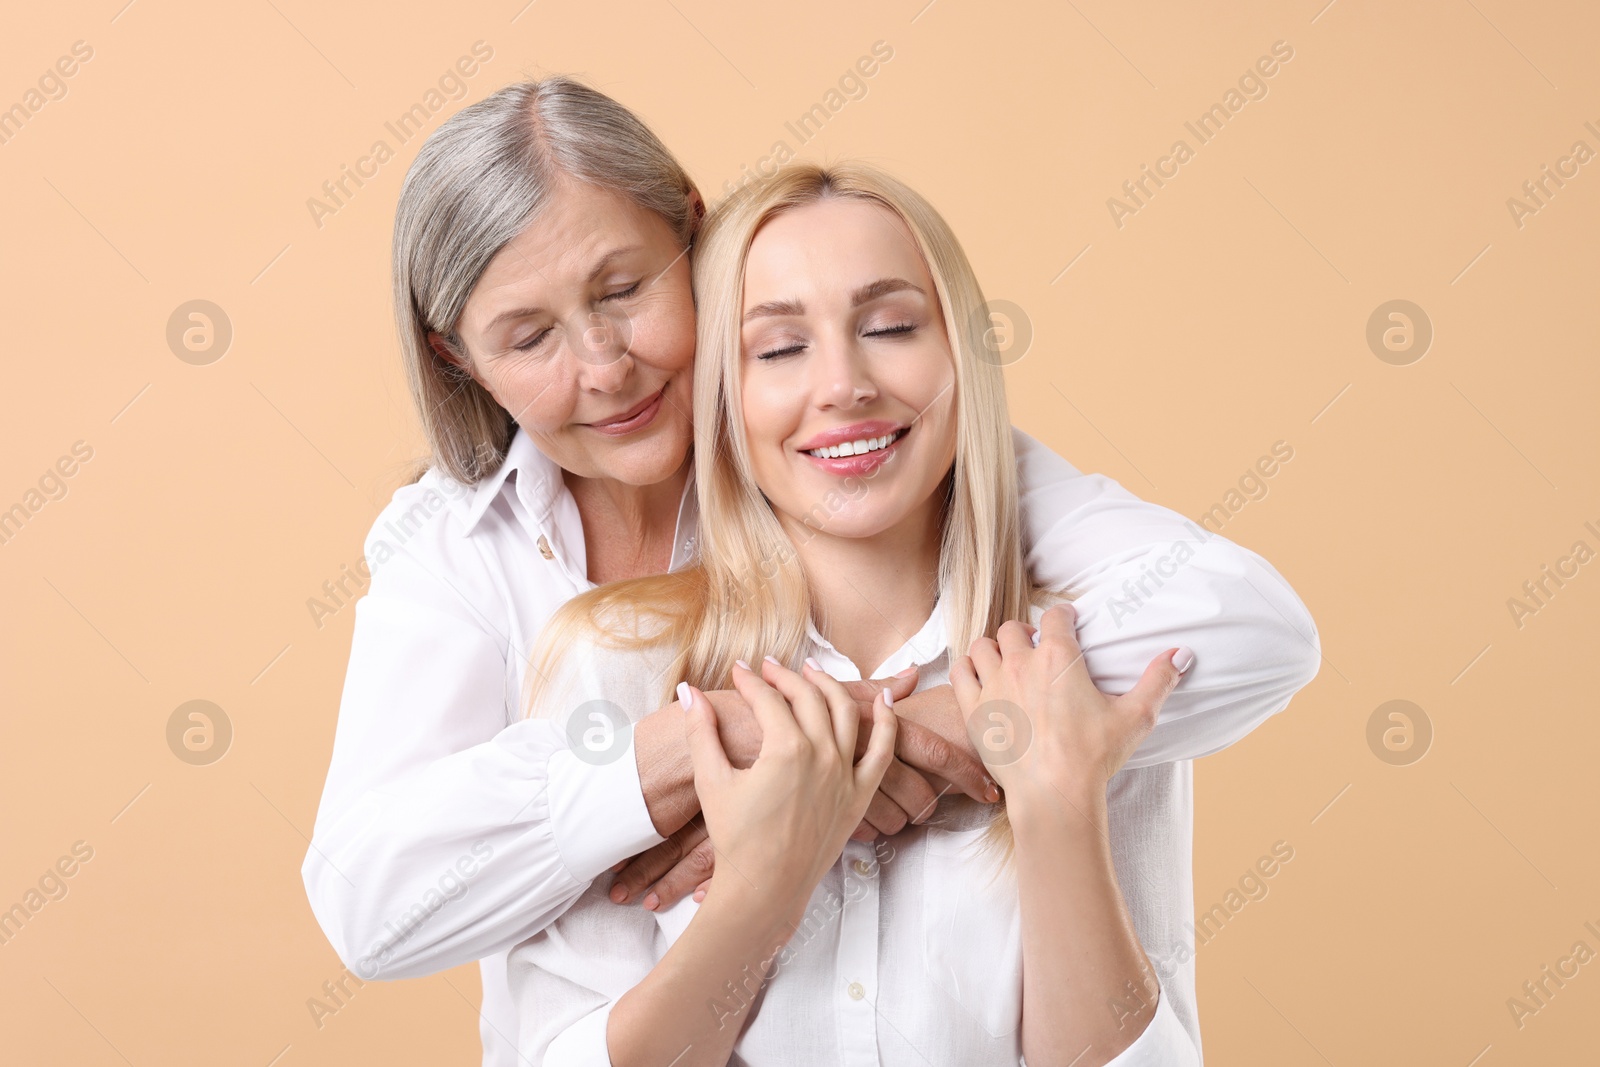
[764,655,781,667]
[1171,647,1195,674]
[611,884,628,902]
[676,681,692,709]
[1031,629,1041,647]
[694,888,706,902]
[644,892,659,910]
[882,687,894,709]
[736,659,751,670]
[804,656,822,671]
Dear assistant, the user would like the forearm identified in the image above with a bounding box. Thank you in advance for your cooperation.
[1010,789,1159,1067]
[634,691,761,838]
[606,888,799,1067]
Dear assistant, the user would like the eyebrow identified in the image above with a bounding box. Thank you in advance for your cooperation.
[481,246,644,333]
[742,277,925,323]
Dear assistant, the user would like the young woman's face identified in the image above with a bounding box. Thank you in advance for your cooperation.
[439,175,697,486]
[739,197,959,542]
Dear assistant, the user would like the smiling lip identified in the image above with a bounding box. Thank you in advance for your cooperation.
[798,421,910,477]
[587,385,667,436]
[795,420,906,453]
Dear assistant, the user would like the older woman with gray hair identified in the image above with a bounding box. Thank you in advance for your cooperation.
[301,76,1319,1065]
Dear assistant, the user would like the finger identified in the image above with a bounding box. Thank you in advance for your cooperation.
[612,814,707,903]
[996,618,1033,657]
[693,877,712,903]
[861,784,910,837]
[802,657,861,763]
[1115,646,1194,729]
[949,654,982,710]
[760,656,832,750]
[876,756,939,826]
[642,835,716,912]
[854,689,899,795]
[1036,602,1096,699]
[730,660,801,752]
[897,713,996,804]
[967,635,1001,684]
[679,683,732,787]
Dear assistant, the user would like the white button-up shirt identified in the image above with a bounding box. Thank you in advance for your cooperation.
[508,600,1201,1066]
[302,426,1319,1066]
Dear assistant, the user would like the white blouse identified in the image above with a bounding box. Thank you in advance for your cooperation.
[508,601,1202,1066]
[302,425,1319,1067]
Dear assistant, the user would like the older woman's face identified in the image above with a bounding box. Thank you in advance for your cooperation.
[738,197,958,543]
[440,175,697,485]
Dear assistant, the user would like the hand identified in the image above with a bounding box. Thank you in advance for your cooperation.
[949,603,1192,810]
[610,671,995,912]
[679,657,897,922]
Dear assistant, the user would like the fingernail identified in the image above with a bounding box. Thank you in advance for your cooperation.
[804,656,821,671]
[984,776,999,803]
[1172,647,1195,675]
[1031,630,1041,647]
[677,681,692,708]
[611,884,628,902]
[644,892,659,910]
[694,889,706,901]
[736,659,750,670]
[764,655,781,667]
[883,687,894,709]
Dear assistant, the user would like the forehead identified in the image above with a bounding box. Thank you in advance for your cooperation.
[742,197,929,306]
[465,178,676,316]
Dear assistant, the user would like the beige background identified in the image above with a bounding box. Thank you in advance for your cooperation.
[2,0,1597,1063]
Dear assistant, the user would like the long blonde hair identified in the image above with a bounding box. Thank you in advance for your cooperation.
[526,161,1056,870]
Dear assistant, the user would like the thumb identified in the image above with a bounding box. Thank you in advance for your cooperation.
[1122,647,1194,723]
[885,665,919,703]
[679,682,731,785]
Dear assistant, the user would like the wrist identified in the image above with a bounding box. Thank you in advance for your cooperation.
[1004,778,1109,839]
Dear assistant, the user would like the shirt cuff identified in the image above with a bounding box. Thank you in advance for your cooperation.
[547,745,668,883]
[543,1001,616,1066]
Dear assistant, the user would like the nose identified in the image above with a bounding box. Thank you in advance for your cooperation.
[569,309,634,393]
[813,329,877,410]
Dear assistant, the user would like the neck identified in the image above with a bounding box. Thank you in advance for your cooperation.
[564,453,693,584]
[777,488,945,679]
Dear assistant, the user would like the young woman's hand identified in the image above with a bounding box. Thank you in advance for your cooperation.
[949,603,1192,811]
[678,657,897,924]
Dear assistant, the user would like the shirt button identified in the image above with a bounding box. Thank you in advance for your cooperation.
[536,534,554,560]
[852,859,873,876]
[847,981,865,1000]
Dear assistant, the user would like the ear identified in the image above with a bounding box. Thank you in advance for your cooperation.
[688,187,707,233]
[428,331,477,383]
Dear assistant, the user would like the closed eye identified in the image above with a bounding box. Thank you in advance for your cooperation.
[513,327,553,353]
[866,322,915,338]
[603,282,641,302]
[757,341,807,361]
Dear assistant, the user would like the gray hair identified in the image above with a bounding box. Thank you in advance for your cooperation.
[392,75,702,484]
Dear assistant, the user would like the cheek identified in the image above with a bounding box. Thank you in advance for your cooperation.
[630,288,697,370]
[485,358,575,432]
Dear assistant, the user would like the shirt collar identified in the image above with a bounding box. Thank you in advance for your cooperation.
[805,595,949,681]
[450,426,565,537]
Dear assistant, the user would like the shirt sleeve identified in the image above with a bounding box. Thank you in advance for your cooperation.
[1019,980,1199,1067]
[301,490,667,981]
[1014,427,1321,768]
[542,1002,617,1066]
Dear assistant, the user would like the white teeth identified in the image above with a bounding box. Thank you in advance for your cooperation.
[807,432,900,459]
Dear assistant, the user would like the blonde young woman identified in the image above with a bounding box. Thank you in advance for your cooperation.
[509,163,1203,1066]
[302,77,1320,1066]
